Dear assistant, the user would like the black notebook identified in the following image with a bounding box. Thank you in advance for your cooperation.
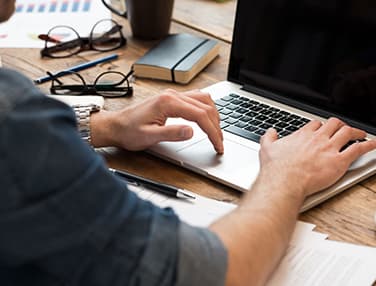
[133,33,220,84]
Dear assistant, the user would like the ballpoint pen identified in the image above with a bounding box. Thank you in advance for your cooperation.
[109,168,196,200]
[34,53,119,84]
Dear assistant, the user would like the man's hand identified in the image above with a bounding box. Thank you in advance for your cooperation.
[90,89,224,153]
[211,117,376,286]
[259,118,376,197]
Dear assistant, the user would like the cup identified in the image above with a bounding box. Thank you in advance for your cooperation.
[101,0,174,40]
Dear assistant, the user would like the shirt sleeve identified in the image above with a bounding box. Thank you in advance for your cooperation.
[177,223,228,286]
[0,68,228,286]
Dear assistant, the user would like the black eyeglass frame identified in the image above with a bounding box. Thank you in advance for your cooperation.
[41,19,127,58]
[50,70,133,98]
[101,0,127,18]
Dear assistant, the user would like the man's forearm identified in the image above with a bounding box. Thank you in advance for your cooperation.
[210,171,305,286]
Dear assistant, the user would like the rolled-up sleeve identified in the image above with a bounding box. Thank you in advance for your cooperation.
[177,223,228,286]
[0,68,228,286]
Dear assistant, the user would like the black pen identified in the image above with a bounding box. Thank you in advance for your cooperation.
[109,168,196,200]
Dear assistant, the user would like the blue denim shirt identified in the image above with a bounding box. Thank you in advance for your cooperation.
[0,68,227,286]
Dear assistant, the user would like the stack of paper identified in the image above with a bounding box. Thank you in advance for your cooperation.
[129,185,376,286]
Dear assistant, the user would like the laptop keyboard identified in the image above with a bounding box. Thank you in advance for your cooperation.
[215,93,311,143]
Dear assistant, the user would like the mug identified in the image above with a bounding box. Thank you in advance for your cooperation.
[101,0,175,40]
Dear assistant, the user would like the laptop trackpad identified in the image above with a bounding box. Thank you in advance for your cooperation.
[177,138,260,191]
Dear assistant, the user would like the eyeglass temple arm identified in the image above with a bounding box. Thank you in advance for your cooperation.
[42,38,84,54]
[101,0,127,18]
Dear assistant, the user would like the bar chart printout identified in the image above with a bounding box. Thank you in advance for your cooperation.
[0,0,111,48]
[15,0,95,14]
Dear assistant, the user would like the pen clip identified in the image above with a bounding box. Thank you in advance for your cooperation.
[123,178,140,187]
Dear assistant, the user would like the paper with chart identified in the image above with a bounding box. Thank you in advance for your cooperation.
[0,0,111,48]
[129,184,376,285]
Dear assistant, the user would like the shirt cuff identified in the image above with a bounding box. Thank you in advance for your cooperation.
[176,222,228,286]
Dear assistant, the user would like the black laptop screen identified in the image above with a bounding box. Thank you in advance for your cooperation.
[228,0,376,132]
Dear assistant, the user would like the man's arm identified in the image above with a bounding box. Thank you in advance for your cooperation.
[211,119,376,286]
[88,89,376,285]
[0,69,227,286]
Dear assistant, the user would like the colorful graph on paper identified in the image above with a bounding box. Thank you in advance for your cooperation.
[15,0,95,14]
[0,0,111,48]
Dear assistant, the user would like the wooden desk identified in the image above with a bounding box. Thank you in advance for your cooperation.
[2,0,375,249]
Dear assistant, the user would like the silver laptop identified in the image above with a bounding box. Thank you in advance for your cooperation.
[149,0,376,211]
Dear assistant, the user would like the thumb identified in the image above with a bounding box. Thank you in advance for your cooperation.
[148,125,194,143]
[260,128,278,147]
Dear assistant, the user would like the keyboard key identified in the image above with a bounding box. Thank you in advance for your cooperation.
[215,99,230,107]
[289,119,304,127]
[232,99,243,105]
[285,125,299,132]
[250,105,263,112]
[240,102,252,108]
[220,114,228,121]
[225,118,238,124]
[236,107,248,114]
[255,114,268,121]
[275,121,289,128]
[279,130,291,137]
[239,115,252,122]
[249,119,262,126]
[235,121,247,128]
[226,104,239,110]
[245,125,257,132]
[220,108,233,115]
[245,111,258,117]
[269,107,280,112]
[254,129,266,136]
[265,118,278,124]
[229,112,243,119]
[259,123,272,130]
[225,125,261,143]
[221,95,235,101]
[220,122,229,129]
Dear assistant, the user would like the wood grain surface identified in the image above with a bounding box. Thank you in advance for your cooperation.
[1,0,375,250]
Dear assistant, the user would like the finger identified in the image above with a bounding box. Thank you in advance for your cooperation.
[260,128,278,147]
[317,117,346,138]
[162,95,224,153]
[179,91,220,123]
[340,139,376,163]
[301,119,322,131]
[146,124,194,143]
[175,93,223,141]
[330,125,367,150]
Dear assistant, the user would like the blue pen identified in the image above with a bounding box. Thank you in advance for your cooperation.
[34,53,119,84]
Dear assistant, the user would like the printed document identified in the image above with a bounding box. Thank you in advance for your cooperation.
[129,184,376,285]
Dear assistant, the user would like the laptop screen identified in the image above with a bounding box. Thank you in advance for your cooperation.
[228,0,376,133]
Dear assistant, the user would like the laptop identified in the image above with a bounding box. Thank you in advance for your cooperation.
[149,0,376,211]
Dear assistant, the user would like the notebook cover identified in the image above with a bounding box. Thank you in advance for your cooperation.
[133,33,220,84]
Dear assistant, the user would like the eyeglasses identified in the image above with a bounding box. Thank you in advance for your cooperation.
[49,70,133,98]
[40,19,126,58]
[101,0,127,18]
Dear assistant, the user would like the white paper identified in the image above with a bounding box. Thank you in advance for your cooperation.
[129,184,376,286]
[0,0,111,48]
[267,240,376,286]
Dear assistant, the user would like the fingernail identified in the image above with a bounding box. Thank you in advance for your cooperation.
[180,127,192,139]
